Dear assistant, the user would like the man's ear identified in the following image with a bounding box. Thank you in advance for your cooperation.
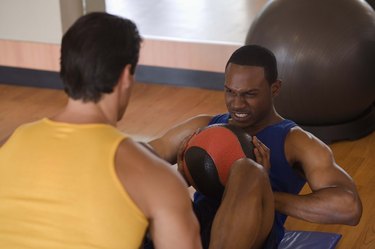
[118,64,134,90]
[271,80,282,97]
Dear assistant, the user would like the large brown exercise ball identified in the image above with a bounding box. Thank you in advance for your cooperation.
[246,0,375,143]
[367,0,375,9]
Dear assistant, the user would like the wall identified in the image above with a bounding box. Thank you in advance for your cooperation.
[0,0,106,72]
[0,0,62,44]
[0,0,230,90]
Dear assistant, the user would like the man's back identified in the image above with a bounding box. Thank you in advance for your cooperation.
[0,118,148,249]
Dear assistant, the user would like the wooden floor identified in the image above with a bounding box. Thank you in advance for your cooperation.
[0,83,374,248]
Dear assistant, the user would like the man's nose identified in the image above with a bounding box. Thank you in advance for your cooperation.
[232,95,246,109]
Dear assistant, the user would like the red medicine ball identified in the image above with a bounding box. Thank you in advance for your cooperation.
[179,123,255,199]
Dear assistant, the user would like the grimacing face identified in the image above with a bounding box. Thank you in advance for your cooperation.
[224,64,276,131]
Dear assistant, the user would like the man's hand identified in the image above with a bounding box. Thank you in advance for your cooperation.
[252,136,271,172]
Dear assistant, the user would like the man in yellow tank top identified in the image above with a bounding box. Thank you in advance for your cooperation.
[0,12,201,249]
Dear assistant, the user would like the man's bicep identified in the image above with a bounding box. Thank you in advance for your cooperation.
[306,161,356,193]
[297,135,356,192]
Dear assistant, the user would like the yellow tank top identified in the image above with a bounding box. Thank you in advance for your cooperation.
[0,118,148,249]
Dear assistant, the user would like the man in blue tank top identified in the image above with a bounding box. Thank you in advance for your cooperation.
[148,45,362,249]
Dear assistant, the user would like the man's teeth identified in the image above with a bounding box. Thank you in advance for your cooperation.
[234,113,248,118]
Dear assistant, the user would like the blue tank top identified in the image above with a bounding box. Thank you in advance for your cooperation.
[203,113,306,242]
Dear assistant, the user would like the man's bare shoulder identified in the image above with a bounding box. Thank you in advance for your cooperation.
[116,137,187,185]
[285,126,333,166]
[114,137,191,216]
[287,126,330,149]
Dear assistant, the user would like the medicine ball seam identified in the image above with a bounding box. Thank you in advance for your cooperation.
[223,124,255,160]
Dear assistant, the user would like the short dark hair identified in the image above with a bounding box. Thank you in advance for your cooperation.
[60,12,142,102]
[225,45,278,84]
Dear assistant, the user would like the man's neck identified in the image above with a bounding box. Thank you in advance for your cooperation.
[51,98,117,126]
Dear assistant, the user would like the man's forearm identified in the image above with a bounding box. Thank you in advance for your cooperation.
[274,187,362,225]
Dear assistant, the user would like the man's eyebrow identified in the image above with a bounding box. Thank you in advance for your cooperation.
[224,85,258,93]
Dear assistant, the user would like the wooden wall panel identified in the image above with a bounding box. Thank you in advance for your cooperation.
[139,37,241,73]
[0,40,60,71]
[0,38,240,73]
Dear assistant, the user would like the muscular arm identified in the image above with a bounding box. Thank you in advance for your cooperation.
[274,127,362,225]
[115,138,202,249]
[148,115,212,164]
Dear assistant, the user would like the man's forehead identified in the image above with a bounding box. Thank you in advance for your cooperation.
[225,65,266,82]
[226,63,265,73]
